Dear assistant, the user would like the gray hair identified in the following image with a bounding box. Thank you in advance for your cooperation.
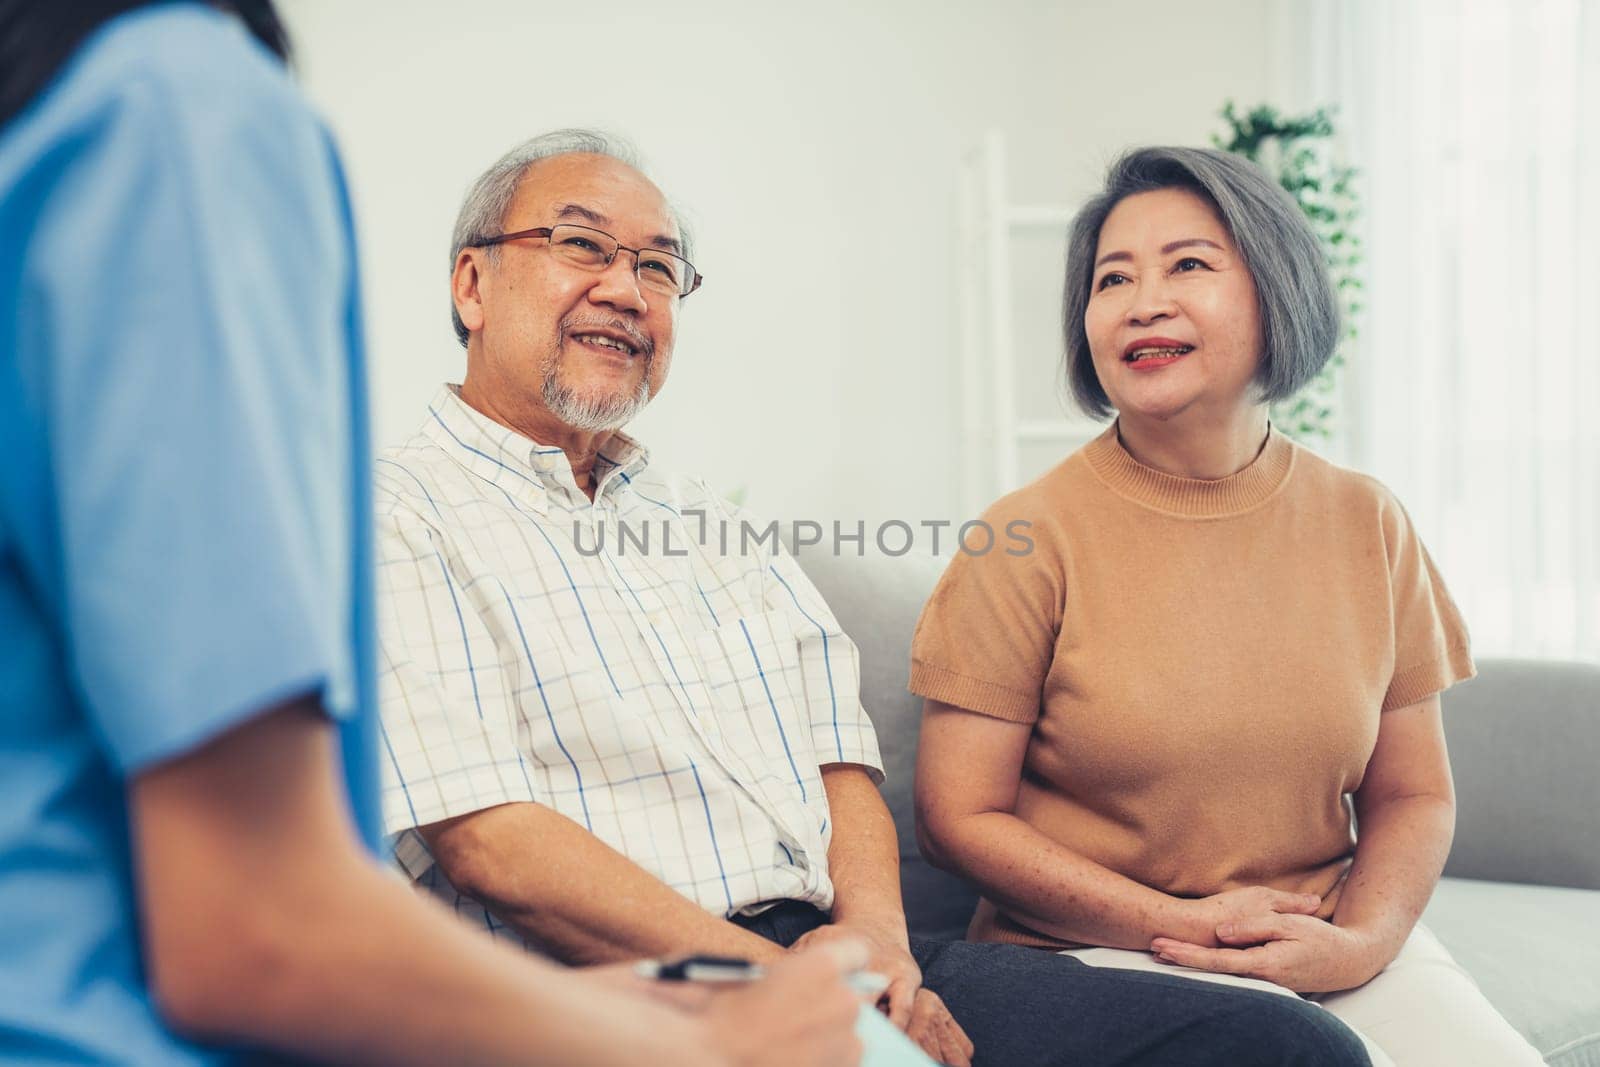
[1061,146,1339,418]
[449,128,694,347]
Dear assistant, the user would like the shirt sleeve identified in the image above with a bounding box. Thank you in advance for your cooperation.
[752,512,884,781]
[1378,492,1475,711]
[32,62,362,774]
[908,495,1063,724]
[374,498,547,844]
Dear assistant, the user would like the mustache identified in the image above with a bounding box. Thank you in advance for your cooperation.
[560,315,653,359]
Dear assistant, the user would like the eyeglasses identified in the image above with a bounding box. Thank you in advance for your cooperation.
[470,223,703,298]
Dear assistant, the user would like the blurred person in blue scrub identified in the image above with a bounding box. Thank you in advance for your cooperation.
[0,2,894,1064]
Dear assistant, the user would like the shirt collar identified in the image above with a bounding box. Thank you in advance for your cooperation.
[422,385,651,509]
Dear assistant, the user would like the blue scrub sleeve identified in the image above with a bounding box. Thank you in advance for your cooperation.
[30,68,362,774]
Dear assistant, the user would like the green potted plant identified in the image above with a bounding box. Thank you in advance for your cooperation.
[1214,102,1362,443]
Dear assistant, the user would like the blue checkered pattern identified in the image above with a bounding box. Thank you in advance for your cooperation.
[377,385,881,941]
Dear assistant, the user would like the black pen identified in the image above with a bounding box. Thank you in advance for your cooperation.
[636,953,891,997]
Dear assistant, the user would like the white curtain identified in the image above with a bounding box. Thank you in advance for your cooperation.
[1286,0,1600,662]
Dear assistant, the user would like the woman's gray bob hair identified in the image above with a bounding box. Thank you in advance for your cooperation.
[1061,146,1339,418]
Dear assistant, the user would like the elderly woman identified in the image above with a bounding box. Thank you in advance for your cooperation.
[909,147,1541,1066]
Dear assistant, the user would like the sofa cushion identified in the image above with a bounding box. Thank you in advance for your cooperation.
[1424,877,1600,1065]
[791,548,980,935]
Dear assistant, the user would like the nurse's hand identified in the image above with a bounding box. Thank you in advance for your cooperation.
[1150,913,1384,994]
[791,916,922,1026]
[698,941,869,1067]
[586,944,872,1066]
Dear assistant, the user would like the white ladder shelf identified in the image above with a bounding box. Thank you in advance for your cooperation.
[957,130,1106,516]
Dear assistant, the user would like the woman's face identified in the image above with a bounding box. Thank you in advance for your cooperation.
[1083,187,1264,423]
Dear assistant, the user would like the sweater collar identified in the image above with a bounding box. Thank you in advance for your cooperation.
[1082,420,1296,518]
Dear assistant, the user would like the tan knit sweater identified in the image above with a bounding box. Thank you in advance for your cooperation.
[909,423,1473,950]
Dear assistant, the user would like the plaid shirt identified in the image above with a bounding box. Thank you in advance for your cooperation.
[376,385,881,942]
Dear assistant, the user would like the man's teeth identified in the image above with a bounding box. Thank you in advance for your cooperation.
[1128,346,1193,361]
[575,333,632,354]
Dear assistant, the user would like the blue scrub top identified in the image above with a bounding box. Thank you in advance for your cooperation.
[0,5,379,1062]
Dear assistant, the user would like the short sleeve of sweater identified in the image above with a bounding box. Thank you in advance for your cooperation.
[1378,489,1475,711]
[908,496,1062,724]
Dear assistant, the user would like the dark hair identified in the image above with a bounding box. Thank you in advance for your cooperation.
[0,0,292,130]
[1061,146,1340,419]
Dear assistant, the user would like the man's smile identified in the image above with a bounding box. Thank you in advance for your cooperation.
[569,328,638,356]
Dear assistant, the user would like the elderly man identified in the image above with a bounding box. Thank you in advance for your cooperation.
[375,128,1371,1067]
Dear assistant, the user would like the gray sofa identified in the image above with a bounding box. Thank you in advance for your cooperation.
[798,549,1600,1066]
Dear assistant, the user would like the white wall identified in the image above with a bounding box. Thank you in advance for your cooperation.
[280,0,1284,524]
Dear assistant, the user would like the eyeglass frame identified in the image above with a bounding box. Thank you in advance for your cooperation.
[468,223,704,298]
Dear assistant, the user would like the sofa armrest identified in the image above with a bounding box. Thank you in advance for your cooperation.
[1440,658,1600,890]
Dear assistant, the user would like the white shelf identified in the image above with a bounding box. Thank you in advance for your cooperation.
[958,130,1079,513]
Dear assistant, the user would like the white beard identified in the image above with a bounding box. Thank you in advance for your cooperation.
[541,363,651,432]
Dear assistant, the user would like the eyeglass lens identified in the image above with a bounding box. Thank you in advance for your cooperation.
[548,224,692,296]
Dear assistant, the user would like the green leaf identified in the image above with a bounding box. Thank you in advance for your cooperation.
[1216,99,1362,443]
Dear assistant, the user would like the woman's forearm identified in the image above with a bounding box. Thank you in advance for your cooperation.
[1332,791,1455,966]
[1332,694,1457,973]
[925,809,1199,949]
